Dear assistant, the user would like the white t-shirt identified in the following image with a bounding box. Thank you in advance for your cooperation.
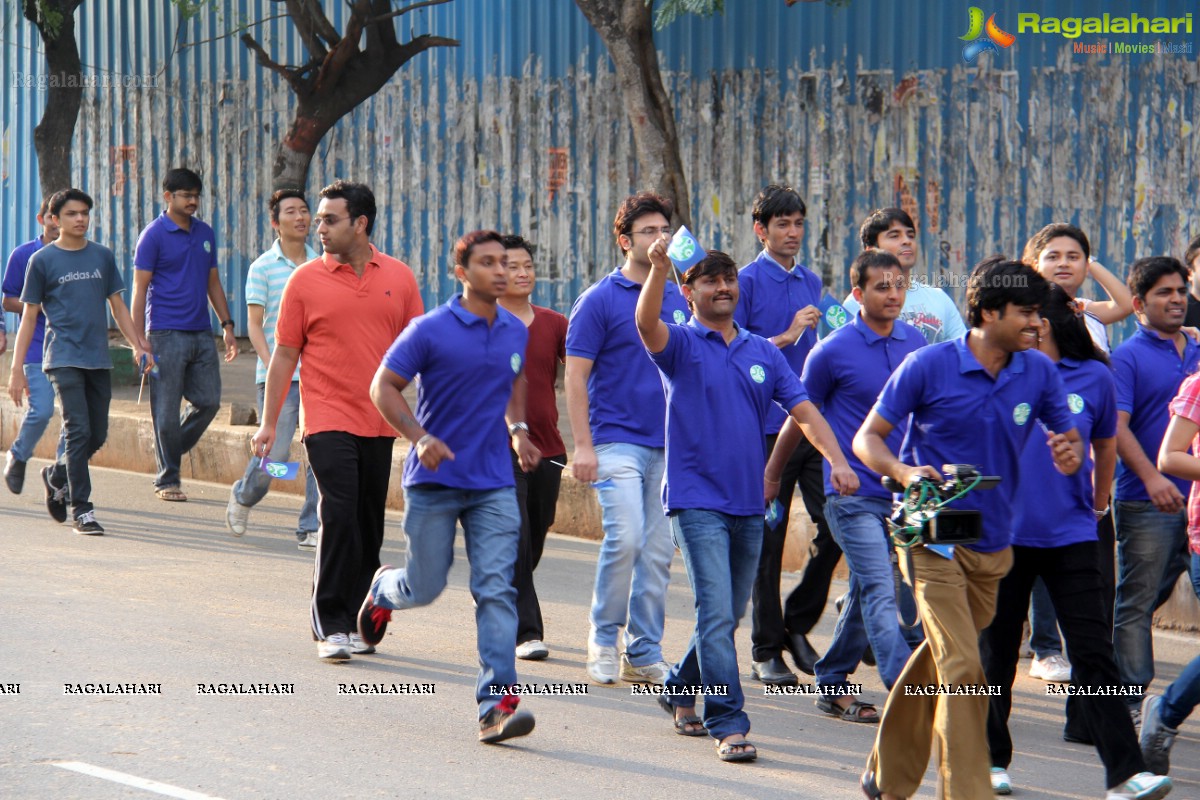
[1077,298,1111,353]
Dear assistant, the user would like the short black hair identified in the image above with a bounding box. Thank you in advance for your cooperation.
[965,257,1048,327]
[1022,223,1090,265]
[48,188,94,217]
[268,189,307,223]
[319,180,377,235]
[1184,235,1200,271]
[37,194,55,218]
[683,250,738,286]
[501,234,536,257]
[859,208,915,249]
[454,230,505,268]
[751,184,806,226]
[1127,256,1189,300]
[849,250,902,291]
[613,192,673,255]
[163,167,202,194]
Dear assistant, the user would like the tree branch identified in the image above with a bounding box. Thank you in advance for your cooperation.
[240,32,302,92]
[180,12,290,51]
[284,0,334,59]
[368,0,455,26]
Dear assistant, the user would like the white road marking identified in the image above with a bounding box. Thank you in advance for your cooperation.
[51,762,229,800]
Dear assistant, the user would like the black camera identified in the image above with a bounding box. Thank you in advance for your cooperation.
[882,465,1001,546]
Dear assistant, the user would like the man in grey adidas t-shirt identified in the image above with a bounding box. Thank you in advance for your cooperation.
[7,188,150,534]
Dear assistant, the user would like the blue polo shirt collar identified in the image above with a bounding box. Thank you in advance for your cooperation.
[685,316,748,343]
[1133,323,1183,349]
[757,249,801,281]
[1059,356,1083,370]
[158,211,185,233]
[608,266,646,289]
[952,333,1026,376]
[448,295,514,328]
[851,312,910,344]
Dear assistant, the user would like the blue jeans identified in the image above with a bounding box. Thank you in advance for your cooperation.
[373,485,521,716]
[1114,501,1190,700]
[232,382,318,537]
[588,442,673,665]
[1029,578,1063,658]
[147,330,221,489]
[663,510,761,740]
[1160,553,1200,726]
[11,363,65,463]
[816,495,921,692]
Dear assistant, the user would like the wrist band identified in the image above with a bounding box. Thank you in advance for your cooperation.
[417,434,434,448]
[1094,506,1109,519]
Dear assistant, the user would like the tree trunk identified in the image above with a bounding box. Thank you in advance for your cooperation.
[273,110,334,192]
[24,0,85,198]
[574,0,691,229]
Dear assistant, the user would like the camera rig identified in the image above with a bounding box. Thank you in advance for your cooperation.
[882,464,1002,547]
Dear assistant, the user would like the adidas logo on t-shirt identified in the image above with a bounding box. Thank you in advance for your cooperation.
[57,269,103,285]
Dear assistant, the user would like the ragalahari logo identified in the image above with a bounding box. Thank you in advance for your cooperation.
[960,7,1016,63]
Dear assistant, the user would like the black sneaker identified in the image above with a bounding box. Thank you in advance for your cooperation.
[42,466,68,523]
[479,694,535,743]
[357,565,394,647]
[73,511,105,535]
[4,452,25,494]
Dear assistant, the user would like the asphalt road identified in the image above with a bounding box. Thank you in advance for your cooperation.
[1,463,1197,800]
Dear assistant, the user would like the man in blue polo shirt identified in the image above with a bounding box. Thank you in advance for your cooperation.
[355,230,539,744]
[636,238,855,763]
[771,250,926,719]
[565,191,689,686]
[132,167,238,503]
[853,258,1082,800]
[3,196,65,494]
[1111,256,1200,708]
[732,183,830,684]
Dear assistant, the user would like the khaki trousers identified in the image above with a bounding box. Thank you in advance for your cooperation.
[866,544,1013,799]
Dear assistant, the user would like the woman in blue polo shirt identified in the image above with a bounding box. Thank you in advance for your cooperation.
[980,284,1169,799]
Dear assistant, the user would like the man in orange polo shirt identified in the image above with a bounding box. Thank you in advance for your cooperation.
[251,180,423,660]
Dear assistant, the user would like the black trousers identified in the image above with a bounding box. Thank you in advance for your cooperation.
[304,432,394,640]
[751,430,840,661]
[1063,509,1116,740]
[511,451,565,644]
[47,367,111,518]
[980,539,1144,789]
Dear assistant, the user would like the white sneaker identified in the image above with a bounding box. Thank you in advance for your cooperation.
[586,643,619,684]
[1029,653,1072,682]
[1105,771,1172,800]
[349,633,375,655]
[318,633,352,660]
[516,640,549,660]
[990,767,1013,795]
[225,489,250,537]
[297,532,318,551]
[619,653,670,685]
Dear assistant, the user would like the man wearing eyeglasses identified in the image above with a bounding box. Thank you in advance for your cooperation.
[131,167,238,503]
[565,191,689,686]
[252,180,423,660]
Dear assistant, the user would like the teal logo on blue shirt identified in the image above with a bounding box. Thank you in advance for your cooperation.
[749,365,766,384]
[510,353,521,374]
[1068,393,1084,414]
[1013,402,1031,425]
[203,240,212,253]
[673,309,686,324]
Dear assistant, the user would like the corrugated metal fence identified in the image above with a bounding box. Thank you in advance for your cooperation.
[3,0,1199,338]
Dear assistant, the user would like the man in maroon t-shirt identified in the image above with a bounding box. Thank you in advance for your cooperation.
[499,235,568,661]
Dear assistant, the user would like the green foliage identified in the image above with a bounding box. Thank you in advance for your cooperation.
[30,0,66,39]
[650,0,723,31]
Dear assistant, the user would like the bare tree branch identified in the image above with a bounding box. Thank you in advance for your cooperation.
[367,0,454,26]
[240,31,302,91]
[180,12,289,51]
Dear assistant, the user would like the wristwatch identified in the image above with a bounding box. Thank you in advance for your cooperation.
[221,319,235,330]
[508,422,530,437]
